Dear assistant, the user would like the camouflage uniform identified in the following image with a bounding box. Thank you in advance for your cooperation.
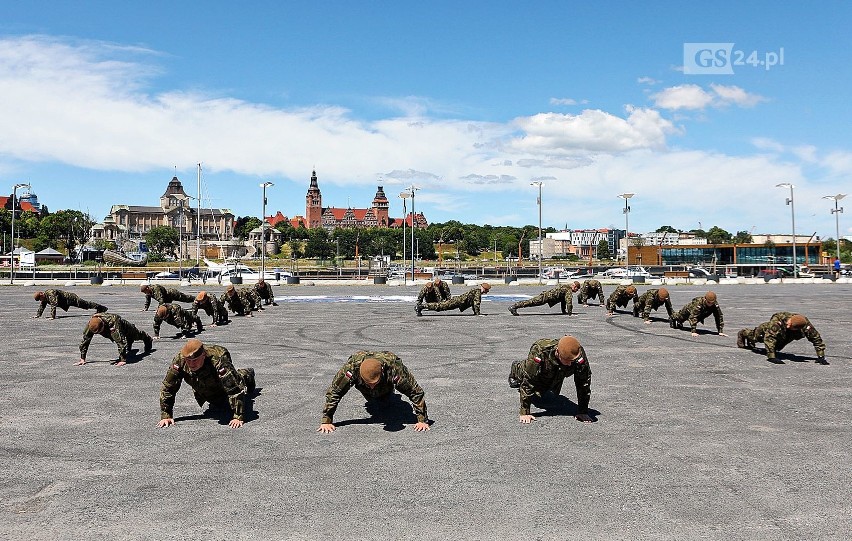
[143,285,195,311]
[672,296,724,333]
[192,295,228,325]
[422,287,483,315]
[35,289,107,318]
[577,280,605,305]
[321,351,428,424]
[509,284,575,315]
[741,312,826,361]
[79,313,152,363]
[509,338,592,416]
[633,289,674,321]
[222,288,262,316]
[606,285,639,313]
[254,281,277,306]
[159,344,255,422]
[417,281,451,304]
[153,303,203,337]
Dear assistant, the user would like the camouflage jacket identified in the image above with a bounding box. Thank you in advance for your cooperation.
[578,280,604,302]
[79,313,136,362]
[223,288,261,315]
[144,285,190,311]
[762,312,826,359]
[254,282,275,304]
[322,351,428,424]
[636,289,674,320]
[517,339,591,416]
[160,344,248,421]
[677,296,724,333]
[606,285,639,311]
[192,295,227,323]
[417,281,451,303]
[153,303,197,336]
[36,289,74,318]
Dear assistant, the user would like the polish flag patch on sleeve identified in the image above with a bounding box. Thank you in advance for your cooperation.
[345,370,353,379]
[533,356,542,364]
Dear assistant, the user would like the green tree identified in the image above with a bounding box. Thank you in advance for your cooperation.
[706,226,732,244]
[597,239,612,260]
[732,230,753,244]
[235,216,262,239]
[656,225,678,233]
[304,227,333,259]
[145,226,179,257]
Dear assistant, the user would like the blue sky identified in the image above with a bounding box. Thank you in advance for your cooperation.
[1,1,850,239]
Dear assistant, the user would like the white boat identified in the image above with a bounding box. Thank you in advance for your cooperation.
[600,266,653,279]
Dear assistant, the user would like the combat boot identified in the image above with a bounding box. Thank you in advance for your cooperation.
[508,375,521,388]
[509,306,518,316]
[736,329,748,349]
[815,357,829,365]
[239,368,256,393]
[415,303,423,317]
[143,334,153,353]
[95,304,108,313]
[632,305,640,317]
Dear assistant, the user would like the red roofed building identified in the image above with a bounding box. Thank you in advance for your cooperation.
[302,170,427,230]
[0,195,37,213]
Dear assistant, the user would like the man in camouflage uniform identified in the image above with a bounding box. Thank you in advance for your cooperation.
[671,291,727,337]
[318,351,429,433]
[254,278,278,307]
[141,284,194,311]
[633,287,674,324]
[605,285,638,316]
[508,282,579,316]
[508,335,593,424]
[33,289,107,319]
[153,303,203,339]
[577,279,605,306]
[416,283,490,317]
[157,339,256,429]
[192,291,228,326]
[77,313,153,366]
[737,312,827,364]
[222,285,261,317]
[416,277,451,305]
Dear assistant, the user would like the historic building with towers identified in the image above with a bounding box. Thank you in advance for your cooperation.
[295,170,427,231]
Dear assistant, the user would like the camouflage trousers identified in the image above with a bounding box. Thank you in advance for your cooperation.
[193,368,256,408]
[424,297,474,313]
[510,293,563,311]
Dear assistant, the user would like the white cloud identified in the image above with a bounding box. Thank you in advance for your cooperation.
[506,107,677,155]
[709,84,766,107]
[652,84,765,110]
[550,97,577,106]
[637,76,660,85]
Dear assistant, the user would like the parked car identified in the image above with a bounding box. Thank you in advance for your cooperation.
[756,268,791,279]
[218,267,289,283]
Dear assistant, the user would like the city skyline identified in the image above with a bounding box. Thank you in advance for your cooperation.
[0,2,850,239]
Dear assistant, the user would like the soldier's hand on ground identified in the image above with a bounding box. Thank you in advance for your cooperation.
[718,332,728,337]
[113,360,126,367]
[157,418,175,428]
[228,419,244,429]
[413,422,430,432]
[644,320,652,325]
[74,358,87,366]
[691,332,699,337]
[317,423,336,433]
[606,312,614,316]
[519,414,537,424]
[31,315,39,319]
[575,413,594,423]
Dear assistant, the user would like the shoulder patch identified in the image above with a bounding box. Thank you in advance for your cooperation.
[345,370,353,379]
[393,375,400,383]
[172,363,180,371]
[576,357,586,364]
[534,356,542,364]
[218,367,227,376]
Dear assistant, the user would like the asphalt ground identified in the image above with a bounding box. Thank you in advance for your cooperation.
[1,281,850,541]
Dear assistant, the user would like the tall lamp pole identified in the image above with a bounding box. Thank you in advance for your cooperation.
[406,185,419,282]
[260,182,274,279]
[10,183,30,284]
[399,192,409,284]
[776,183,797,277]
[530,181,543,283]
[823,193,846,264]
[618,193,634,265]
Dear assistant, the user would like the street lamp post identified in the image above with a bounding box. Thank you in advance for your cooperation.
[10,183,30,284]
[530,181,543,283]
[399,192,409,284]
[823,193,846,265]
[410,186,418,282]
[776,183,797,277]
[618,193,634,266]
[260,182,274,279]
[178,199,184,280]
